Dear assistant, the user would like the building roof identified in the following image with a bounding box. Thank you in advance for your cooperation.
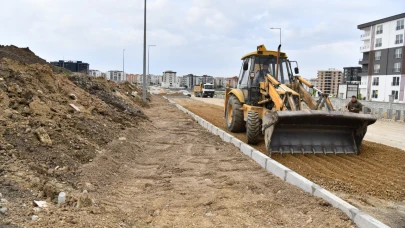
[358,13,405,29]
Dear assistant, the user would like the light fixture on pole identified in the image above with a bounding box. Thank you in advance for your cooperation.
[148,45,156,76]
[270,27,281,45]
[123,49,125,82]
[142,0,147,102]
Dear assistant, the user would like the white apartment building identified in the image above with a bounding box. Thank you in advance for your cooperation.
[106,70,126,82]
[137,74,151,85]
[358,13,405,102]
[161,70,181,88]
[150,75,162,85]
[214,77,226,88]
[89,70,106,78]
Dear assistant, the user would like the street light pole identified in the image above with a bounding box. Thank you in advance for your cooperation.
[123,49,125,82]
[270,28,281,45]
[142,0,147,102]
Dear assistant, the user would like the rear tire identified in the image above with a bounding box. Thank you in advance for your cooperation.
[226,95,246,132]
[246,111,261,144]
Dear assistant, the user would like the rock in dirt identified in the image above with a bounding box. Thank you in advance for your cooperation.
[69,94,77,100]
[35,127,52,145]
[69,104,80,112]
[77,193,93,208]
[33,201,48,208]
[32,215,39,221]
[118,137,126,141]
[0,207,7,214]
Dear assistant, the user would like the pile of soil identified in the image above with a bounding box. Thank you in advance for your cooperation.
[0,45,47,65]
[0,53,147,226]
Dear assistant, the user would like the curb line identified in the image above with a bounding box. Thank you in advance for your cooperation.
[166,97,389,228]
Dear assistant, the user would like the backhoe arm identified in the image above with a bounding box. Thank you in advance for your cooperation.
[293,76,334,111]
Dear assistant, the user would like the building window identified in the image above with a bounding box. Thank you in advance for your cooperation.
[395,48,403,58]
[375,38,382,47]
[397,19,404,30]
[392,77,400,86]
[373,64,380,73]
[372,77,379,86]
[395,34,403,44]
[392,91,399,99]
[376,25,383,34]
[372,90,378,98]
[375,51,381,60]
[394,62,401,73]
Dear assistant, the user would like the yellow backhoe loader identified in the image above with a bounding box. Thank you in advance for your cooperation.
[224,44,376,156]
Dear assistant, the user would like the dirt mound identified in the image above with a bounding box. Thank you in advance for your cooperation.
[0,58,147,226]
[68,73,150,112]
[0,45,47,65]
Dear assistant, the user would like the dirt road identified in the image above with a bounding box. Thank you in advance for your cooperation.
[23,96,353,227]
[191,96,405,151]
[172,97,405,228]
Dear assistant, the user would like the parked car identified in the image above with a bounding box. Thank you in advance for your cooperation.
[181,91,191,97]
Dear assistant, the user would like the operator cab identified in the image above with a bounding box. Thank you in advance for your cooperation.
[237,45,296,106]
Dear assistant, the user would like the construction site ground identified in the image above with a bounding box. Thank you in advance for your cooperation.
[171,97,405,228]
[2,96,355,227]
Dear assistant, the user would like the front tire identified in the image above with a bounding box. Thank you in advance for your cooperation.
[246,111,261,144]
[226,95,246,132]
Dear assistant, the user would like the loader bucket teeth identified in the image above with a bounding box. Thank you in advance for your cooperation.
[262,110,377,156]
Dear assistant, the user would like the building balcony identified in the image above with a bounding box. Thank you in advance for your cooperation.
[359,58,369,64]
[360,45,370,52]
[358,71,368,76]
[360,32,370,40]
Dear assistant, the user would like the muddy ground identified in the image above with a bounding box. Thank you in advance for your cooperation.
[171,97,405,228]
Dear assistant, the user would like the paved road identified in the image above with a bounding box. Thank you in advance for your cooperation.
[191,96,405,151]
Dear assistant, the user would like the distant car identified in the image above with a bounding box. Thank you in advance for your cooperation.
[182,91,191,97]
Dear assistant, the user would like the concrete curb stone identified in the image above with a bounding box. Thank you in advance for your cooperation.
[251,150,267,168]
[240,143,253,157]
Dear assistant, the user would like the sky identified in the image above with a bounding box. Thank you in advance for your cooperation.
[0,0,404,79]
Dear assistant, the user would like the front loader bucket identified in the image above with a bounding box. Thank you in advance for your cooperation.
[262,110,377,156]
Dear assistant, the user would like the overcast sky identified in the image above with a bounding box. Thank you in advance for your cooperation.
[0,0,404,78]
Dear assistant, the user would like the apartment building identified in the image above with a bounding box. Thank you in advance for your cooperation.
[150,75,162,85]
[214,77,226,88]
[358,13,405,102]
[343,67,362,84]
[317,69,342,95]
[137,74,151,85]
[126,74,138,83]
[88,69,106,78]
[225,76,239,88]
[161,70,180,88]
[51,60,89,73]
[309,78,318,88]
[106,70,126,82]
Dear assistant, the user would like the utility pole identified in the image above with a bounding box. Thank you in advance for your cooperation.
[142,0,147,102]
[123,49,125,82]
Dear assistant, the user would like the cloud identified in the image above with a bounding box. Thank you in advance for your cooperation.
[0,0,403,78]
